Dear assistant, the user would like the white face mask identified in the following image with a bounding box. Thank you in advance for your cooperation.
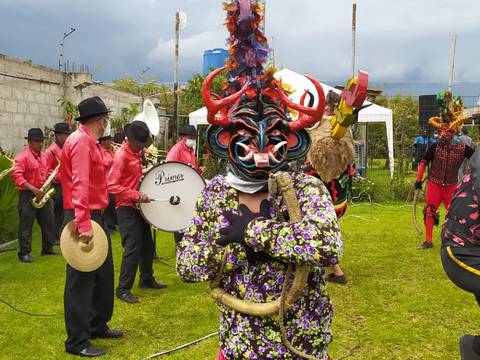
[185,139,196,148]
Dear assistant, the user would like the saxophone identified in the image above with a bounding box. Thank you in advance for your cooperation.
[31,159,60,209]
[0,146,16,181]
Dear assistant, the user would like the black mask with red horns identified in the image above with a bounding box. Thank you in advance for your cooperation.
[202,66,325,179]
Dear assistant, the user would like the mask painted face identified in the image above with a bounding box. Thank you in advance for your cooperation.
[202,67,325,179]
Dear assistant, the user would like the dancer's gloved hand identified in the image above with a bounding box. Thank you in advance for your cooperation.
[217,199,273,264]
[415,180,422,190]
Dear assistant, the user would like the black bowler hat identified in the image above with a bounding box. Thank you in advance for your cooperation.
[179,125,198,137]
[75,96,111,121]
[126,121,152,148]
[53,122,72,134]
[98,135,113,142]
[113,131,125,144]
[24,128,45,140]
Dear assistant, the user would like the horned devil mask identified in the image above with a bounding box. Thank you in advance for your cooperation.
[202,67,326,179]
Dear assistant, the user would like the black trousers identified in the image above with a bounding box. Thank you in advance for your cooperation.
[17,190,56,256]
[441,245,480,306]
[53,183,64,240]
[103,194,117,231]
[63,210,114,353]
[116,206,154,293]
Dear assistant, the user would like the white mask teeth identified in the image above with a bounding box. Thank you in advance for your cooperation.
[268,151,281,164]
[272,141,288,154]
[238,150,254,162]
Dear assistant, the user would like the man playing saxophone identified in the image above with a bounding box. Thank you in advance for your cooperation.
[11,128,58,263]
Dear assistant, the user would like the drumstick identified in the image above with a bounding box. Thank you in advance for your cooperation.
[149,196,181,205]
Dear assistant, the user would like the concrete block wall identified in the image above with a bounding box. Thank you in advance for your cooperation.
[0,54,150,154]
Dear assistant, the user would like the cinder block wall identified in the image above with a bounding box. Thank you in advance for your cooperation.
[0,54,167,154]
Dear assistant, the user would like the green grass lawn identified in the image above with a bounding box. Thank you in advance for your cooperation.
[0,204,478,359]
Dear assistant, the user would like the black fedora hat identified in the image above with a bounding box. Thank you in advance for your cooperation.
[126,121,152,148]
[24,128,45,140]
[179,125,198,137]
[113,131,125,144]
[53,122,72,134]
[75,96,111,121]
[98,135,113,142]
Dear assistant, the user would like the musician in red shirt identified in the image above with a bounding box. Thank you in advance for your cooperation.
[98,133,117,232]
[166,124,202,173]
[11,128,57,263]
[108,121,166,304]
[61,96,123,358]
[166,124,204,243]
[44,122,71,241]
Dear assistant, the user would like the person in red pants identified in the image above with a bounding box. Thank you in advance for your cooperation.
[415,91,474,249]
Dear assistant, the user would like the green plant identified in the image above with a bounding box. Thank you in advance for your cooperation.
[57,97,79,130]
[0,156,18,243]
[111,103,140,131]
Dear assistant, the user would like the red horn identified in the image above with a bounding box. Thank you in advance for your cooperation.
[201,66,249,127]
[277,75,325,131]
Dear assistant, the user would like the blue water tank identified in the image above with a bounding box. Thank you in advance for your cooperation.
[203,48,228,75]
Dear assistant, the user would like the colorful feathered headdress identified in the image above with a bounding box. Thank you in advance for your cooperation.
[202,0,325,179]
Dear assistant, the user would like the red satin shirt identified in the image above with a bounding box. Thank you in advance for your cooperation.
[166,140,200,172]
[98,145,114,174]
[45,142,62,183]
[11,147,47,190]
[107,142,142,209]
[61,125,108,233]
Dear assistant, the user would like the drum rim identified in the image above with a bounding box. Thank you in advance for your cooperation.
[138,160,206,232]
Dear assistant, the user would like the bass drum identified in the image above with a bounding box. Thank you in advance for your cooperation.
[139,161,206,232]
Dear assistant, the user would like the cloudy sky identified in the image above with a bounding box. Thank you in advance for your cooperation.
[1,0,480,86]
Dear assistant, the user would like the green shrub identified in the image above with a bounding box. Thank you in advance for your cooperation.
[0,156,18,243]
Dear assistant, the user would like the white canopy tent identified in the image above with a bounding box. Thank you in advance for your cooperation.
[189,68,394,178]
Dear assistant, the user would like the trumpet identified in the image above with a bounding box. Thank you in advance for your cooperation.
[0,146,15,181]
[142,144,166,173]
[31,159,60,209]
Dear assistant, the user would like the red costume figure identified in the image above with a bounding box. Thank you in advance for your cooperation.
[415,91,474,249]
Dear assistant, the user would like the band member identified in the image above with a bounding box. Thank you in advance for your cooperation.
[167,124,204,243]
[11,128,57,263]
[61,96,122,357]
[415,92,474,249]
[45,122,71,241]
[98,133,117,232]
[176,2,345,358]
[440,148,480,359]
[166,124,202,173]
[108,121,166,304]
[304,90,356,284]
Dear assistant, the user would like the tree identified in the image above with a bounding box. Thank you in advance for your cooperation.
[375,95,420,176]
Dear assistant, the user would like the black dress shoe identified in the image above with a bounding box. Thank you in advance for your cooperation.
[116,291,138,304]
[460,335,480,360]
[41,249,61,255]
[420,241,433,250]
[91,328,124,339]
[139,278,167,290]
[326,273,348,284]
[68,345,106,357]
[19,254,33,263]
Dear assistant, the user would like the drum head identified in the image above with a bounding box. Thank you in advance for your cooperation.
[139,161,205,232]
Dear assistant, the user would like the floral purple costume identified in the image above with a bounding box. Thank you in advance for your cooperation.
[177,174,342,359]
[176,1,343,359]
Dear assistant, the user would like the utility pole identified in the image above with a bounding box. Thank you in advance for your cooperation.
[352,3,357,77]
[59,27,76,72]
[448,33,457,92]
[173,12,180,139]
[140,66,151,106]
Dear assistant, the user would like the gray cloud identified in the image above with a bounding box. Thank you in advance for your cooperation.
[1,0,479,84]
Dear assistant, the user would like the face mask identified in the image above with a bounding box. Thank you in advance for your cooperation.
[102,121,111,138]
[185,139,196,148]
